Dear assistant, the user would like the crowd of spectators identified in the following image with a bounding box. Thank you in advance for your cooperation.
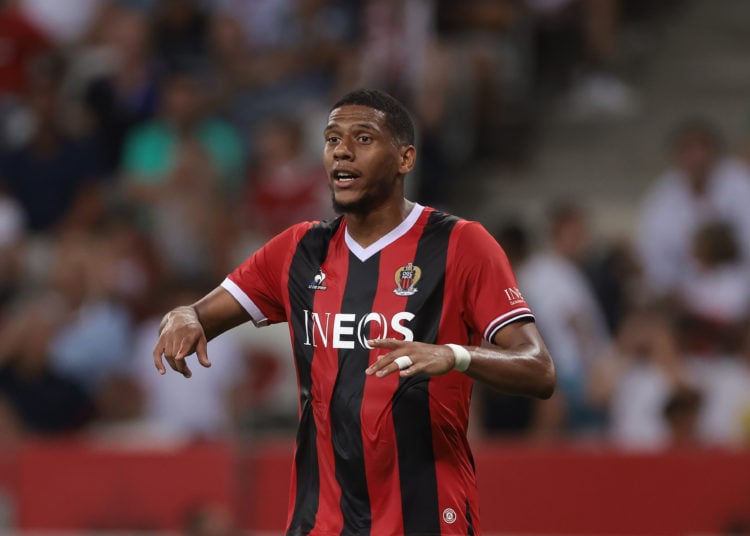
[478,118,750,449]
[1,0,747,451]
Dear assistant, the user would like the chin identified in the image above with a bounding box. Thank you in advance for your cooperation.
[332,193,375,215]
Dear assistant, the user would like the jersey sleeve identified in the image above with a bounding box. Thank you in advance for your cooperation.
[222,223,311,326]
[453,221,534,342]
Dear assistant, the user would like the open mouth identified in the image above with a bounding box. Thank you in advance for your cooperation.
[333,170,361,183]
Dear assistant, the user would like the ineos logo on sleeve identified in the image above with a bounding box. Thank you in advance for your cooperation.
[302,310,415,348]
[504,287,525,305]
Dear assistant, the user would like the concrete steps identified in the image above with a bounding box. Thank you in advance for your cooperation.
[470,0,750,241]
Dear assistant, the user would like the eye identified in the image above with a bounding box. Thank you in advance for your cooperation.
[357,135,372,143]
[325,135,340,144]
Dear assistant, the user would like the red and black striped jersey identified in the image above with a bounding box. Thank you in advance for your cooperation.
[223,204,533,536]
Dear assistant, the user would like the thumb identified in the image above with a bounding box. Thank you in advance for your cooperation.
[195,335,212,368]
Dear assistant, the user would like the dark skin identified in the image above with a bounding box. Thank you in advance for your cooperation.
[153,104,556,399]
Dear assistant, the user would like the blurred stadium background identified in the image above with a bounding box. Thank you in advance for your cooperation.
[0,0,749,534]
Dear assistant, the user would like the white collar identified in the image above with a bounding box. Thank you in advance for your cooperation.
[344,203,424,262]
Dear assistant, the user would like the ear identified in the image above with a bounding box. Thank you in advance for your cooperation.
[398,145,417,175]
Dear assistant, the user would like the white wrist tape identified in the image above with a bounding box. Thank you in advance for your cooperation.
[446,344,471,372]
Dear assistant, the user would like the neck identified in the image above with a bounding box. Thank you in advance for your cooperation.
[344,198,415,248]
[689,175,708,196]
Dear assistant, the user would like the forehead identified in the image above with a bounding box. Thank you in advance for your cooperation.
[326,105,387,130]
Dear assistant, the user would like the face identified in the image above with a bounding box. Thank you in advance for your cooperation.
[675,132,717,185]
[163,76,203,127]
[323,105,415,215]
[554,211,588,260]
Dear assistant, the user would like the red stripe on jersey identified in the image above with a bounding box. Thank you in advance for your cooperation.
[426,219,491,534]
[428,372,479,534]
[308,229,349,535]
[359,219,424,535]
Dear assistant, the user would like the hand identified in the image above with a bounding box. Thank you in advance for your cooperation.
[152,306,212,378]
[365,338,456,378]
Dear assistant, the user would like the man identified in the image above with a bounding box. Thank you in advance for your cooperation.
[153,89,555,535]
[638,119,750,297]
[518,202,609,435]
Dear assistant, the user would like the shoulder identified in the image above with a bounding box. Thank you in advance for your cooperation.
[449,217,499,251]
[715,158,750,189]
[640,170,689,220]
[643,169,684,201]
[200,119,243,142]
[270,217,344,248]
[122,122,171,162]
[125,121,169,143]
[419,206,478,237]
[413,209,503,259]
[416,208,499,256]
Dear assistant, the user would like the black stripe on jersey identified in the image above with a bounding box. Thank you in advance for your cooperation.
[287,218,342,535]
[330,251,379,535]
[393,210,459,534]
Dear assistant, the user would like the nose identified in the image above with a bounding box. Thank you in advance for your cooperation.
[333,137,353,160]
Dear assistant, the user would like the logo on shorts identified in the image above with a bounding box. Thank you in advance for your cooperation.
[442,508,457,524]
[393,262,421,296]
[308,269,328,291]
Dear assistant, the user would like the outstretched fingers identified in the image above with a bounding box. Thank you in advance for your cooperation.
[366,338,418,378]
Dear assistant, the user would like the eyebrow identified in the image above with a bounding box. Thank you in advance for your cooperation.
[324,122,381,132]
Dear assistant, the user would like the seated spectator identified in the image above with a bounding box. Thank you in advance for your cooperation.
[145,137,235,281]
[75,4,160,174]
[240,116,331,242]
[638,119,750,298]
[121,66,245,200]
[0,0,52,149]
[589,308,691,449]
[584,237,642,335]
[129,283,249,441]
[46,231,135,396]
[0,54,105,234]
[0,292,93,435]
[677,222,750,356]
[662,384,703,447]
[693,328,750,446]
[519,202,610,435]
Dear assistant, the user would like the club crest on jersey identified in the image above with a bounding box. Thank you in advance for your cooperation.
[308,268,328,291]
[393,262,421,296]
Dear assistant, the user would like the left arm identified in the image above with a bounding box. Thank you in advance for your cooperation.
[366,319,555,399]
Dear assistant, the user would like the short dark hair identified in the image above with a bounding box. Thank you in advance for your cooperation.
[669,117,722,152]
[331,89,415,146]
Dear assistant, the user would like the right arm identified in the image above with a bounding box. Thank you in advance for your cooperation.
[152,286,251,378]
[153,222,311,377]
